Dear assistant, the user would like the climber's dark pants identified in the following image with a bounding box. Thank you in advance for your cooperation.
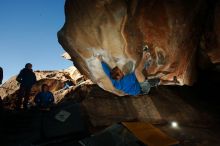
[16,86,31,109]
[139,78,160,94]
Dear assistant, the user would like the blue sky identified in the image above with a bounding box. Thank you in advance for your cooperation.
[0,0,72,82]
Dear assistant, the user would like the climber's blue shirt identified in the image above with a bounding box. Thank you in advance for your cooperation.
[101,61,141,95]
[34,91,54,108]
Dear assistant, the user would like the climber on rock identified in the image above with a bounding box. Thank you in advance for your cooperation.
[97,46,179,96]
[34,84,54,110]
[16,63,37,110]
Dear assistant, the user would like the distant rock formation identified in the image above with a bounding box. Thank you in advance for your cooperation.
[0,66,89,109]
[58,0,220,95]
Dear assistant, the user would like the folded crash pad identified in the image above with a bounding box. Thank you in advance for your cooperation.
[122,122,179,146]
[79,124,146,146]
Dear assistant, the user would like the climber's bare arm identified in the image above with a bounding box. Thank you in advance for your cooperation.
[136,52,149,71]
[135,52,150,82]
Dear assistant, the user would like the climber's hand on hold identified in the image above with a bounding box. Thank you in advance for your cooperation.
[142,51,150,60]
[97,54,103,61]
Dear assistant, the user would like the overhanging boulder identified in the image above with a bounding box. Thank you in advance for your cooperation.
[58,0,220,95]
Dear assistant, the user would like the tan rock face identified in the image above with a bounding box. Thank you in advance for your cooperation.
[58,0,219,95]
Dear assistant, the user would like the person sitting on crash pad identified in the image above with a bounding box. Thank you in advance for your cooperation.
[34,84,54,109]
[97,46,179,96]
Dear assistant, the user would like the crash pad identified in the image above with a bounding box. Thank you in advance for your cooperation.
[43,103,87,138]
[79,124,145,146]
[122,122,179,146]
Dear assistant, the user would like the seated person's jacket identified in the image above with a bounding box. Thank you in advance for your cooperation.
[34,91,54,108]
[101,61,141,96]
